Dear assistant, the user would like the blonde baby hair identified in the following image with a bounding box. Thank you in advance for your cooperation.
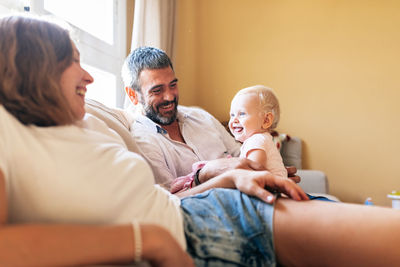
[236,85,280,131]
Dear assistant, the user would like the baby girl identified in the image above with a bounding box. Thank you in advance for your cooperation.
[229,85,287,179]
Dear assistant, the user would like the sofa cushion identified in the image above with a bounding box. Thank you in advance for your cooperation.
[271,131,290,152]
[85,99,140,154]
[280,136,302,169]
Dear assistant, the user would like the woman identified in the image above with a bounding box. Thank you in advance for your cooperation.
[1,15,400,267]
[0,14,192,266]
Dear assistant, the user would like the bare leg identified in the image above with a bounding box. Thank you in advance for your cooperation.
[274,198,400,267]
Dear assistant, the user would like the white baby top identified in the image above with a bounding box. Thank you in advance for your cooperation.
[240,132,287,179]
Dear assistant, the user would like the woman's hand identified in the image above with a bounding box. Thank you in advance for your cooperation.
[177,168,308,204]
[227,169,309,204]
[142,225,194,267]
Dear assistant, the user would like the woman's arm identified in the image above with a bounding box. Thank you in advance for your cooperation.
[0,169,193,267]
[176,168,308,203]
[0,223,134,266]
[0,224,193,267]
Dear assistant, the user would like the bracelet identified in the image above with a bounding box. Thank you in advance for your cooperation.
[131,221,142,262]
[194,168,202,185]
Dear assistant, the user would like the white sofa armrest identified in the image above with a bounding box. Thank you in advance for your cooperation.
[85,99,140,154]
[297,169,328,194]
[297,170,340,201]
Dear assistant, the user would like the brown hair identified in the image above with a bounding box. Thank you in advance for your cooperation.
[0,15,75,126]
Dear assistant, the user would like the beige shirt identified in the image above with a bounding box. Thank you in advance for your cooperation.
[131,106,241,189]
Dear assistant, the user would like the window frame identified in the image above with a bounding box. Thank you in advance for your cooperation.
[30,0,127,108]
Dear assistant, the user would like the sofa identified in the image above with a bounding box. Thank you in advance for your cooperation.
[85,98,334,198]
[280,137,329,195]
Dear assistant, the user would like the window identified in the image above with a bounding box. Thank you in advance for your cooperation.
[44,0,114,45]
[83,63,117,108]
[0,0,127,108]
[0,0,27,14]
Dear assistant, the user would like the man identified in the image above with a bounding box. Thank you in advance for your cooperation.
[122,46,296,189]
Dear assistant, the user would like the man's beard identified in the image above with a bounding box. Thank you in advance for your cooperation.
[144,98,178,125]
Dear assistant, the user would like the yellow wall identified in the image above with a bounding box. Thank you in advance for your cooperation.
[174,0,400,205]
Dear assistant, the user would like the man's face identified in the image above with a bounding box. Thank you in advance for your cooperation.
[138,67,179,125]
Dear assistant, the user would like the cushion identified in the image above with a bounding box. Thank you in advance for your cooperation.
[280,136,302,169]
[85,99,140,154]
[271,130,290,152]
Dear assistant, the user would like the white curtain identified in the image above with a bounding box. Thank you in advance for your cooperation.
[124,0,176,108]
[131,0,176,57]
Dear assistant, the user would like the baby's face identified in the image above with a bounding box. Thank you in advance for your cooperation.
[229,93,265,143]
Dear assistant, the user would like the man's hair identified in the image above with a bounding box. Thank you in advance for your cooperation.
[0,15,75,126]
[121,46,174,93]
[236,85,281,130]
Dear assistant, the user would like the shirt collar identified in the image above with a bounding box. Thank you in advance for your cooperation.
[135,115,166,134]
[176,106,189,121]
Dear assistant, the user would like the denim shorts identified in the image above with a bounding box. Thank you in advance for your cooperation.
[180,188,276,267]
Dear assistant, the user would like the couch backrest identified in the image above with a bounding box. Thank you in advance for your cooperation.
[85,99,141,154]
[280,136,303,169]
[85,99,304,170]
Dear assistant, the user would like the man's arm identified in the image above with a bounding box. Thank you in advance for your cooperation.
[132,134,177,188]
[197,157,266,183]
[197,159,300,184]
[169,157,301,193]
[286,166,300,183]
[138,148,176,188]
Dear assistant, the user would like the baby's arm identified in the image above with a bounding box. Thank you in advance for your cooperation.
[246,149,267,169]
[242,133,287,179]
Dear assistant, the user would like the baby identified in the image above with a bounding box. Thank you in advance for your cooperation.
[229,85,287,179]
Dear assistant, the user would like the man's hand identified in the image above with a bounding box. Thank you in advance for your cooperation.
[198,157,265,183]
[286,166,301,184]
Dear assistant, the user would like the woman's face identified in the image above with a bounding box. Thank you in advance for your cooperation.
[59,43,94,121]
